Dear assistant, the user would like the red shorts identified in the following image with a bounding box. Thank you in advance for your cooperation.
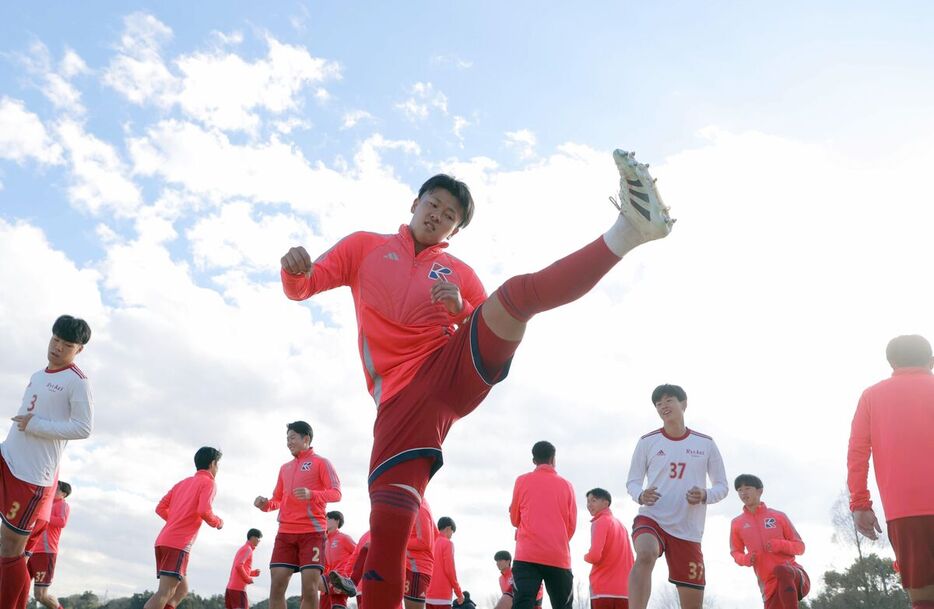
[591,599,628,609]
[270,531,326,572]
[632,516,705,589]
[26,552,56,586]
[0,453,54,535]
[887,515,934,589]
[369,308,511,485]
[404,569,431,602]
[427,604,451,609]
[155,545,190,580]
[225,588,249,609]
[764,565,809,609]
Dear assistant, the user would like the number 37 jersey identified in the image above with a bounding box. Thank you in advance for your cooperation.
[625,428,728,542]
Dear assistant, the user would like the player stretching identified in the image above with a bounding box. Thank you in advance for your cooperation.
[322,510,357,609]
[404,500,436,609]
[625,384,727,609]
[848,335,934,608]
[146,446,224,609]
[493,551,543,609]
[584,488,634,609]
[254,421,342,609]
[729,475,809,609]
[280,149,673,609]
[0,315,92,609]
[25,481,72,609]
[225,528,262,609]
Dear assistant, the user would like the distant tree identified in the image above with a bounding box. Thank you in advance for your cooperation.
[250,595,302,609]
[59,590,102,608]
[800,553,907,609]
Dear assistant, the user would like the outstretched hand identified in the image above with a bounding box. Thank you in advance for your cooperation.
[281,246,313,276]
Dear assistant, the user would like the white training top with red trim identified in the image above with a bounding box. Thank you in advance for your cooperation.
[1,365,93,485]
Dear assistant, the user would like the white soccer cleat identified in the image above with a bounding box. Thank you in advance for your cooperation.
[610,149,674,241]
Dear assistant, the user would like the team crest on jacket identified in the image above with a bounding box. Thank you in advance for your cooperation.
[428,262,452,280]
[301,462,312,471]
[764,517,776,528]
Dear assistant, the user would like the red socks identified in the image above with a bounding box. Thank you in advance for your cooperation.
[0,555,30,609]
[494,236,620,323]
[362,458,432,609]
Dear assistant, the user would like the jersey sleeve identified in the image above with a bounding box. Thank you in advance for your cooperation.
[565,480,577,539]
[847,391,874,511]
[199,479,222,528]
[778,513,805,555]
[626,439,648,503]
[729,518,752,566]
[446,542,463,598]
[156,486,174,521]
[266,469,285,512]
[235,546,254,584]
[281,232,368,301]
[453,262,486,323]
[50,502,69,528]
[25,378,93,440]
[312,457,342,503]
[584,518,606,565]
[704,439,729,504]
[509,477,522,527]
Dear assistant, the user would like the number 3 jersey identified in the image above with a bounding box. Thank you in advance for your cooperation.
[625,428,728,542]
[1,365,93,486]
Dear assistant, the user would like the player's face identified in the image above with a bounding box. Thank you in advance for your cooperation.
[586,494,610,516]
[327,517,339,532]
[287,430,310,455]
[654,395,685,425]
[249,535,261,548]
[47,334,83,369]
[495,558,510,572]
[408,189,462,248]
[736,484,763,508]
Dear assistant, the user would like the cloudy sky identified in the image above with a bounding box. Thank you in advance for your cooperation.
[1,2,933,607]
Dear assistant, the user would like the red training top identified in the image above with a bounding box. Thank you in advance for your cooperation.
[730,502,805,601]
[227,541,259,591]
[28,497,69,555]
[510,464,577,569]
[327,528,357,575]
[425,535,462,602]
[847,367,934,520]
[407,499,438,576]
[281,226,486,405]
[155,469,222,551]
[262,448,341,534]
[584,507,633,598]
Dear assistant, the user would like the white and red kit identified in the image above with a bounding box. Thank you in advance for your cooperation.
[262,448,342,533]
[584,507,633,600]
[281,226,486,407]
[730,503,807,604]
[227,541,259,591]
[425,535,462,604]
[155,469,222,551]
[1,365,93,486]
[625,428,728,542]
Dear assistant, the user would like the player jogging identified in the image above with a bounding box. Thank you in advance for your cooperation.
[25,481,72,609]
[0,315,92,609]
[254,421,341,609]
[425,516,462,609]
[625,384,727,609]
[848,334,934,608]
[145,446,224,609]
[584,488,633,609]
[729,474,809,609]
[322,510,357,609]
[280,149,673,609]
[225,528,262,609]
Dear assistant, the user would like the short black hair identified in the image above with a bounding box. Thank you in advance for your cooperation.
[438,516,456,532]
[493,550,511,562]
[52,315,91,345]
[734,474,763,490]
[194,446,222,470]
[58,481,72,497]
[287,421,313,441]
[531,440,555,464]
[418,174,475,229]
[247,528,263,540]
[886,335,932,368]
[587,487,612,505]
[651,384,687,404]
[327,510,345,528]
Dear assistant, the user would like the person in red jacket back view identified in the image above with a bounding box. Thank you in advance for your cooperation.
[729,475,809,609]
[144,446,224,609]
[225,528,263,609]
[509,441,577,609]
[425,516,463,609]
[848,334,934,609]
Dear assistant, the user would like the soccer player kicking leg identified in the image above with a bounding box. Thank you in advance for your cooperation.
[281,150,673,609]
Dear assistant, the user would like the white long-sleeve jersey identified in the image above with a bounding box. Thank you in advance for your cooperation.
[625,428,728,542]
[1,365,93,486]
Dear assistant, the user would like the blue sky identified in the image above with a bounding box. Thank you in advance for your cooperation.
[2,2,934,607]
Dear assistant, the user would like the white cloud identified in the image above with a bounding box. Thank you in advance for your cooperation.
[396,81,449,121]
[15,41,88,115]
[504,128,537,160]
[341,109,374,129]
[103,12,178,106]
[452,115,470,142]
[430,54,473,70]
[0,97,64,165]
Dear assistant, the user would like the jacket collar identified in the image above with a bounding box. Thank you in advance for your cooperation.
[398,224,449,256]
